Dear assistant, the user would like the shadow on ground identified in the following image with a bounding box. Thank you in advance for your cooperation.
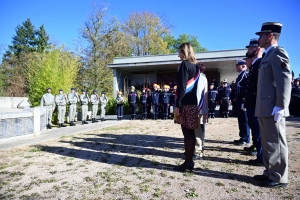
[37,133,257,185]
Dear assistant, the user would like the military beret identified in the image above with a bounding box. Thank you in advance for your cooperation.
[236,60,246,66]
[93,90,97,93]
[46,87,51,90]
[59,89,63,91]
[71,88,76,91]
[101,91,105,94]
[82,89,86,92]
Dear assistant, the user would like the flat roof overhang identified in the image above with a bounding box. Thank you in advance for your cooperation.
[108,49,247,73]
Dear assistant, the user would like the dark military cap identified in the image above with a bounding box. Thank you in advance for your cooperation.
[246,38,259,48]
[46,87,51,90]
[82,89,86,92]
[93,90,97,93]
[59,89,63,91]
[255,22,282,35]
[71,88,76,91]
[101,91,105,94]
[236,60,246,66]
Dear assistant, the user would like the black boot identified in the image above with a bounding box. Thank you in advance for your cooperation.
[48,124,52,129]
[58,123,61,128]
[225,114,229,118]
[95,118,99,122]
[72,121,76,126]
[82,121,84,125]
[70,121,72,126]
[61,123,66,127]
[84,121,88,124]
[92,118,95,123]
[101,118,104,122]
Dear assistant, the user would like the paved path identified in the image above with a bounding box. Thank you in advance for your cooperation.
[0,119,126,151]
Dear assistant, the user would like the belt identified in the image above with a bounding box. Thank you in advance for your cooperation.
[130,101,136,103]
[142,101,146,103]
[222,97,229,100]
[209,98,215,101]
[58,105,66,106]
[82,103,88,106]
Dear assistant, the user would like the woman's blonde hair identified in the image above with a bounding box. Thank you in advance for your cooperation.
[178,43,197,64]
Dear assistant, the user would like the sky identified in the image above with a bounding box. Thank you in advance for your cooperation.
[0,0,299,76]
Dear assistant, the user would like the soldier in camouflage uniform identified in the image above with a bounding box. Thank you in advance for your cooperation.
[90,90,99,123]
[80,89,90,125]
[100,91,108,121]
[55,89,68,128]
[67,88,79,126]
[41,88,56,129]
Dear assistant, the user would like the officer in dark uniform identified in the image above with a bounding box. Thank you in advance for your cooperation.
[128,86,139,120]
[208,82,218,118]
[151,84,160,120]
[234,60,250,146]
[217,80,224,117]
[230,81,237,116]
[140,87,148,120]
[217,79,231,118]
[243,38,263,165]
[291,78,300,117]
[160,85,171,120]
[146,88,152,119]
[170,85,177,119]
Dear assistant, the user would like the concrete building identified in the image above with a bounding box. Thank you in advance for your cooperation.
[108,49,246,97]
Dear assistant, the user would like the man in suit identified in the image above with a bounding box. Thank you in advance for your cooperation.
[254,22,292,188]
[242,39,263,166]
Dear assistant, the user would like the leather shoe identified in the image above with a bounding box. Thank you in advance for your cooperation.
[253,175,268,181]
[247,159,264,166]
[259,179,288,188]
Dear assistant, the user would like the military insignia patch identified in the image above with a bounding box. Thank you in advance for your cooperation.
[281,62,287,69]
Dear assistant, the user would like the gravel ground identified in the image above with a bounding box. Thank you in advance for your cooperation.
[0,117,299,200]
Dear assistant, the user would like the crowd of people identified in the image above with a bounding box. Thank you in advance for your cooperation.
[40,21,294,188]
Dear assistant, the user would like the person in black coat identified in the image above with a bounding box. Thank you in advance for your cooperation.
[242,38,263,166]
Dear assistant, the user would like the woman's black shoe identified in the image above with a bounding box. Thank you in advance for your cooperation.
[173,162,194,172]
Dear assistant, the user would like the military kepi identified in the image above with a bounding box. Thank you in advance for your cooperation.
[255,22,282,35]
[246,38,259,48]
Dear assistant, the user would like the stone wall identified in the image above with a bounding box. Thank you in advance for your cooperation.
[0,97,29,108]
[0,107,46,139]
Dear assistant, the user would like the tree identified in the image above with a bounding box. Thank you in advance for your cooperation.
[25,47,79,106]
[1,19,51,96]
[36,24,50,53]
[79,4,130,95]
[122,11,171,56]
[166,33,207,53]
[4,19,50,59]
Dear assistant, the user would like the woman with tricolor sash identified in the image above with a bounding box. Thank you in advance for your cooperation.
[174,43,201,172]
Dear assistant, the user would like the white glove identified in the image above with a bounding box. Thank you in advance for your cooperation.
[271,106,284,122]
[241,103,246,111]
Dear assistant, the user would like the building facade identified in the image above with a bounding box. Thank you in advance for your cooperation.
[108,49,246,97]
